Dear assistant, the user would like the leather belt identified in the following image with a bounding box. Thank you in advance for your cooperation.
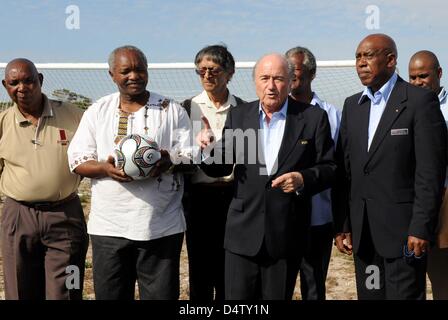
[17,192,78,211]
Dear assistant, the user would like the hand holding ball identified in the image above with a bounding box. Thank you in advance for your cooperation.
[114,134,161,180]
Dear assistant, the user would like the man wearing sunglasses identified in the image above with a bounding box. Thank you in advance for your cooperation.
[182,44,245,301]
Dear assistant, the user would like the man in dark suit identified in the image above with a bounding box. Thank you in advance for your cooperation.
[196,53,336,299]
[332,34,447,300]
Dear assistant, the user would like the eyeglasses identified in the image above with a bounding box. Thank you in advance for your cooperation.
[195,67,224,76]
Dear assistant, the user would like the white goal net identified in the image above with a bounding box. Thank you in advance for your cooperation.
[0,61,363,112]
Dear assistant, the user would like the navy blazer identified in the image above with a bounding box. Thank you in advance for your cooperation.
[202,97,336,259]
[332,76,448,258]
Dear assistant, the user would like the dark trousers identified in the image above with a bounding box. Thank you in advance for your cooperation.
[224,242,301,300]
[185,183,232,301]
[298,222,333,300]
[427,246,448,300]
[1,196,88,300]
[90,232,183,300]
[354,212,427,300]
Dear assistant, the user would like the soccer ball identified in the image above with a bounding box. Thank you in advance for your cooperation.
[114,134,161,180]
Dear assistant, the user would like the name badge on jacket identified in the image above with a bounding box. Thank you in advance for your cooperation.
[391,128,408,136]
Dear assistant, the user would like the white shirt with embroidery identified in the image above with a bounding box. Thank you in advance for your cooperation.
[68,92,193,241]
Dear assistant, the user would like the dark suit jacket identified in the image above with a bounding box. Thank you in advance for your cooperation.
[202,97,336,259]
[332,76,448,258]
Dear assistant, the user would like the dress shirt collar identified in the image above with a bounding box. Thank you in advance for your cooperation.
[195,90,236,113]
[259,99,288,123]
[310,92,323,107]
[288,92,321,107]
[358,72,398,105]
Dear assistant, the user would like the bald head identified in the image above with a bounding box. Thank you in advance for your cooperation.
[410,50,440,69]
[355,33,398,92]
[254,53,293,113]
[408,50,442,93]
[361,34,397,57]
[4,58,39,78]
[253,53,293,80]
[2,58,43,110]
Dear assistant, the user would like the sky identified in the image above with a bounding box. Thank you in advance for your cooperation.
[0,0,447,86]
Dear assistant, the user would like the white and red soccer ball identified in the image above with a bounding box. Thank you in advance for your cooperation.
[114,134,161,180]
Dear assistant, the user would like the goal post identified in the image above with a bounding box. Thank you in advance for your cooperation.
[0,61,363,112]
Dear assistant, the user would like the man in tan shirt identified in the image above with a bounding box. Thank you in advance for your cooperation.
[0,58,88,299]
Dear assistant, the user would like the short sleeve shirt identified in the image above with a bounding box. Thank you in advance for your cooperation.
[0,94,83,202]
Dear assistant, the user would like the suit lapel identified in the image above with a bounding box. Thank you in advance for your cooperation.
[244,101,266,168]
[354,95,371,159]
[366,77,407,164]
[275,98,305,174]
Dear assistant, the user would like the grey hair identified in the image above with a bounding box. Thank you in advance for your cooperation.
[252,53,295,81]
[194,44,235,76]
[285,46,317,76]
[108,45,148,71]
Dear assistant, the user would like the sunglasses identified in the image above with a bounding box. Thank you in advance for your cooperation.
[195,67,224,76]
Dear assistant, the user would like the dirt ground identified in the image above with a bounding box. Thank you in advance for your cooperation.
[0,179,433,300]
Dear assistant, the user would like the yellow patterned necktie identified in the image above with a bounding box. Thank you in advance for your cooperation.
[115,109,130,144]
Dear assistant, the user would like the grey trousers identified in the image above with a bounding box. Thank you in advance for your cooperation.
[1,196,88,300]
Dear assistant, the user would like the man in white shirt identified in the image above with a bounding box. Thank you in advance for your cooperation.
[67,45,193,300]
[409,50,448,300]
[285,46,341,300]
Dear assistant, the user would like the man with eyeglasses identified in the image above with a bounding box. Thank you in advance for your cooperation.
[409,50,448,300]
[182,44,245,301]
[332,34,447,299]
